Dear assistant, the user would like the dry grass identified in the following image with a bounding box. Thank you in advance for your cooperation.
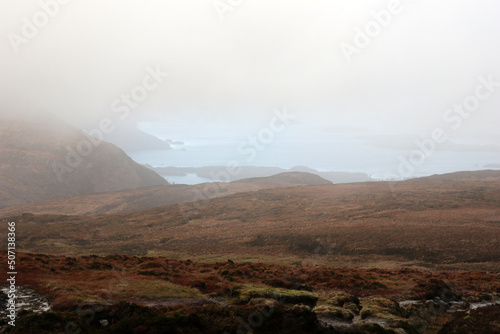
[1,252,499,309]
[2,171,499,270]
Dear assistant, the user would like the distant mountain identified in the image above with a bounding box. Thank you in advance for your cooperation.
[289,166,373,184]
[0,115,167,209]
[484,163,500,169]
[150,165,374,184]
[235,172,333,186]
[411,169,500,181]
[101,120,173,152]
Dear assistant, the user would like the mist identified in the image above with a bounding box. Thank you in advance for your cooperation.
[1,0,500,178]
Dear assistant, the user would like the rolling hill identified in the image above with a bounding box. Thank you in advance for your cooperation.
[0,115,167,209]
[3,170,499,270]
[0,172,332,217]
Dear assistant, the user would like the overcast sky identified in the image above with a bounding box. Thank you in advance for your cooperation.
[1,0,499,174]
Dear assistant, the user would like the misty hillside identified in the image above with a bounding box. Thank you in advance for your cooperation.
[0,116,167,209]
[103,120,173,152]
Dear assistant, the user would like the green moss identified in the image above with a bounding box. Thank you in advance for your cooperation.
[360,305,399,321]
[344,301,362,315]
[359,297,403,321]
[247,298,279,308]
[44,281,101,303]
[365,297,399,309]
[232,284,318,306]
[327,291,360,307]
[313,305,354,321]
[124,280,205,299]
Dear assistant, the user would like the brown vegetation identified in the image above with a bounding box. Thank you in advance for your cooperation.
[0,172,332,217]
[1,252,499,309]
[2,171,499,270]
[1,252,499,333]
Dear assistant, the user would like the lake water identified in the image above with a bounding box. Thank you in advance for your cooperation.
[129,122,499,184]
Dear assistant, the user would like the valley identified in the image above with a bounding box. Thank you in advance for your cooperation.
[1,119,499,333]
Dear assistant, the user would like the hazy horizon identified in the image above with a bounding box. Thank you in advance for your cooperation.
[2,1,499,180]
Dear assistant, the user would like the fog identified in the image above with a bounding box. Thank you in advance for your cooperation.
[1,0,499,177]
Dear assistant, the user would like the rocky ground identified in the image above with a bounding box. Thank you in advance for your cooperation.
[1,252,500,333]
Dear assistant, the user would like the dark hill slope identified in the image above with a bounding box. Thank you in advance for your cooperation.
[0,116,167,209]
